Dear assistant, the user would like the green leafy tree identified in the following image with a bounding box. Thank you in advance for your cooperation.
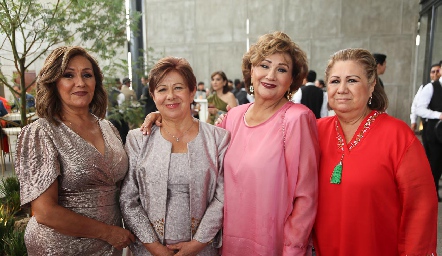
[0,0,140,126]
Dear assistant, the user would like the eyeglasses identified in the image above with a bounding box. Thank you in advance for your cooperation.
[431,69,440,74]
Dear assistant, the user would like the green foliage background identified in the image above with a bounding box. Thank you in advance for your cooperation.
[0,0,141,126]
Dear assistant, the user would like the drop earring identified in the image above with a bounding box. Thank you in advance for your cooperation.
[368,96,372,105]
[249,84,254,95]
[287,90,293,100]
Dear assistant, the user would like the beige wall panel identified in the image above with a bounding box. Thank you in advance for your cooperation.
[146,1,195,44]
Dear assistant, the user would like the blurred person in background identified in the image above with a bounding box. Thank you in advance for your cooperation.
[206,71,237,124]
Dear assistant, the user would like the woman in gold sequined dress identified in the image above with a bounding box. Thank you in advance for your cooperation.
[15,46,135,255]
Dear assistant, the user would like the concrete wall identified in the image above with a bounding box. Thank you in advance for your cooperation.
[143,0,421,123]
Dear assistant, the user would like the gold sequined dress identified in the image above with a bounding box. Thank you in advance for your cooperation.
[15,117,129,256]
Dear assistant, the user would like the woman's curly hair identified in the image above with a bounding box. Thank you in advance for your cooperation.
[36,46,107,124]
[242,31,308,98]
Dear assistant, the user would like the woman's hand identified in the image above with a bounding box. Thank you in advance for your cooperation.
[167,240,207,256]
[101,225,135,250]
[143,241,175,256]
[214,105,231,125]
[214,113,227,125]
[140,111,162,135]
[31,181,135,250]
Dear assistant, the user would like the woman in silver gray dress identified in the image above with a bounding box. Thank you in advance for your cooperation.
[15,46,135,256]
[120,57,229,256]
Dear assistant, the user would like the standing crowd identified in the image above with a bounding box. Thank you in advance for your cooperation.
[14,31,437,256]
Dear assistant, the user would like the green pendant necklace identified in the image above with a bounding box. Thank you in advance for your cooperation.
[330,119,346,184]
[330,154,344,184]
[330,111,381,185]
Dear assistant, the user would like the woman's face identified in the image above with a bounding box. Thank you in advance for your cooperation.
[250,53,293,101]
[211,74,226,92]
[56,55,96,112]
[153,70,196,120]
[327,60,375,114]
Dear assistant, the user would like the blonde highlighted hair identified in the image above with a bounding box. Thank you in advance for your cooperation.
[242,31,308,97]
[325,48,388,111]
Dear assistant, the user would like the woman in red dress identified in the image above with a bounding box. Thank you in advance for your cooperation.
[313,48,438,255]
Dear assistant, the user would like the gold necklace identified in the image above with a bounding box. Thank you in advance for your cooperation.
[162,119,196,142]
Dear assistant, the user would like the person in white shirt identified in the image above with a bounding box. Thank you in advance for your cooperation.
[292,70,328,118]
[410,63,441,131]
[415,62,442,201]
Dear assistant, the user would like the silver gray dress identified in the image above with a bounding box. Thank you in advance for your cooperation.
[162,154,218,255]
[15,117,129,256]
[120,122,230,256]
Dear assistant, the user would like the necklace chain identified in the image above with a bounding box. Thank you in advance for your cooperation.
[162,119,196,142]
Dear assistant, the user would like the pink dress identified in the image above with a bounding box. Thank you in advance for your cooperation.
[220,102,319,256]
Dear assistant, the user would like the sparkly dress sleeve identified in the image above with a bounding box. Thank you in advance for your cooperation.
[120,130,159,243]
[15,122,60,206]
[283,108,319,255]
[396,138,437,255]
[193,129,230,243]
[106,119,123,144]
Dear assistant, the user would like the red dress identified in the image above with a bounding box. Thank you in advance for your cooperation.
[313,111,437,256]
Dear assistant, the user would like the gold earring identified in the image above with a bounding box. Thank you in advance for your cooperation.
[287,90,293,100]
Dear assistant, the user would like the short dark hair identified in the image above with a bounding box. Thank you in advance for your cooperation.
[198,81,204,86]
[148,56,196,96]
[372,53,387,65]
[122,77,131,84]
[431,63,441,69]
[36,46,106,125]
[306,70,316,82]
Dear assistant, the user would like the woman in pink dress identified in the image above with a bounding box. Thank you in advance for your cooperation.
[218,31,318,256]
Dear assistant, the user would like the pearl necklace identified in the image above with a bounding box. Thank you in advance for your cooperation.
[162,119,196,142]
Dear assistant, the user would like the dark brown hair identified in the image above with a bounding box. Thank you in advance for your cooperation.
[211,71,230,94]
[36,46,106,124]
[242,31,308,98]
[325,48,388,111]
[148,57,196,96]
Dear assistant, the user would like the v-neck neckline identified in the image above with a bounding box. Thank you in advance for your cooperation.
[335,110,382,152]
[61,116,107,158]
